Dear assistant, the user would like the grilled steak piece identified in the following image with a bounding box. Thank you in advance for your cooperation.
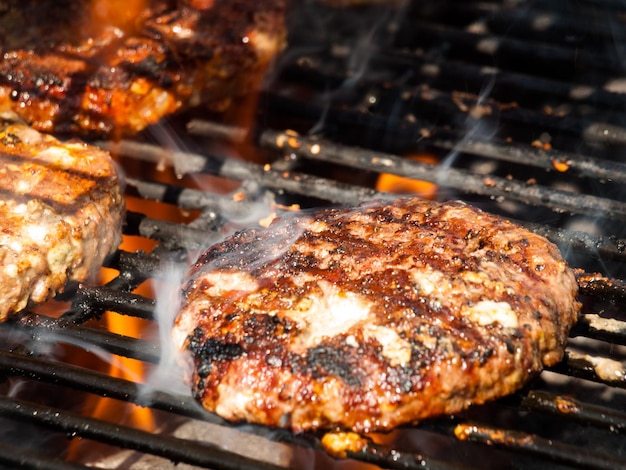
[174,197,580,433]
[0,120,124,320]
[0,0,286,137]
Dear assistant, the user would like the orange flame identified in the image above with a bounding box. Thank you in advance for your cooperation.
[87,314,156,430]
[376,154,438,198]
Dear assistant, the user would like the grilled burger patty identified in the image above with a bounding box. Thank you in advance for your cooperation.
[0,0,286,136]
[174,198,580,433]
[0,120,124,321]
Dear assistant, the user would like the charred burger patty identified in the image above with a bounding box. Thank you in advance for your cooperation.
[174,198,580,433]
[0,120,124,321]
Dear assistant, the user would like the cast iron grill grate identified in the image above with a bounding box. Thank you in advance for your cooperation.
[0,176,626,469]
[1,0,626,468]
[0,170,625,469]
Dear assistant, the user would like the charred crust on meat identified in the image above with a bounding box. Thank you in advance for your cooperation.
[304,345,364,387]
[200,339,244,363]
[186,329,244,378]
[186,327,205,353]
[120,54,166,80]
[505,341,516,354]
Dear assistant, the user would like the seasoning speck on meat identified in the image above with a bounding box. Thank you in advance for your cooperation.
[173,197,580,433]
[0,120,124,321]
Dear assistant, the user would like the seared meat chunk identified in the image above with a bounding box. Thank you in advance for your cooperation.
[0,120,124,320]
[0,0,286,136]
[174,197,580,433]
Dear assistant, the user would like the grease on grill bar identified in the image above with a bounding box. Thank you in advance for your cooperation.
[522,390,626,433]
[453,423,623,470]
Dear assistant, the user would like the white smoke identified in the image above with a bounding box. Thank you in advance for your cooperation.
[140,260,190,397]
[437,72,499,189]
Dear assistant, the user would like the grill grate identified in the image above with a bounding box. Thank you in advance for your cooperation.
[2,0,626,468]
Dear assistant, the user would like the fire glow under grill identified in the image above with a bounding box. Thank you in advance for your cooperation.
[2,0,626,469]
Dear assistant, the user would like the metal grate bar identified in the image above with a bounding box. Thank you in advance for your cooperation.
[0,443,91,470]
[575,273,626,303]
[397,20,620,73]
[0,396,284,470]
[124,210,220,251]
[126,177,255,214]
[0,348,214,422]
[102,140,381,205]
[102,250,163,281]
[549,350,626,387]
[572,314,626,346]
[260,130,626,219]
[522,390,626,434]
[20,322,161,363]
[347,442,474,470]
[70,286,155,320]
[403,87,624,147]
[428,136,626,184]
[453,422,622,470]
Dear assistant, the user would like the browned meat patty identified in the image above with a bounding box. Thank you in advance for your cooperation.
[0,120,124,321]
[0,0,286,137]
[173,197,580,433]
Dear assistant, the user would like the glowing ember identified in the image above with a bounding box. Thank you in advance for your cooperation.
[532,140,553,151]
[552,159,570,172]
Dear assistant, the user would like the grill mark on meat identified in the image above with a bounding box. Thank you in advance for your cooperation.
[305,345,365,387]
[0,152,113,182]
[0,120,123,320]
[175,198,580,433]
[0,157,113,212]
